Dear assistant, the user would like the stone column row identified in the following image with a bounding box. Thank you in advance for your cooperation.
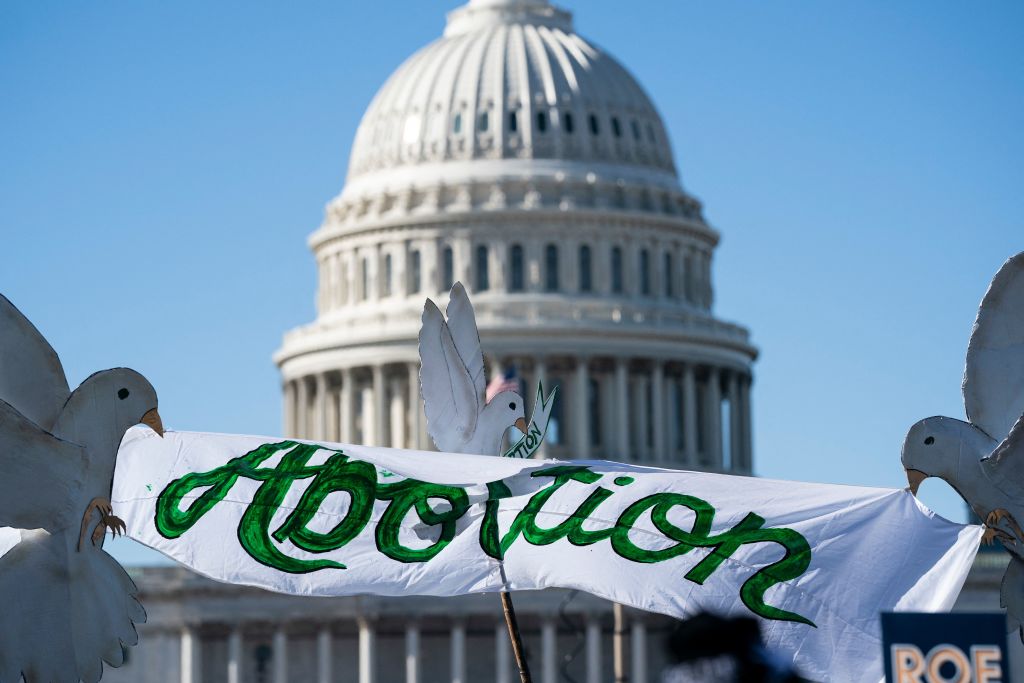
[180,616,647,683]
[283,362,427,449]
[497,355,752,471]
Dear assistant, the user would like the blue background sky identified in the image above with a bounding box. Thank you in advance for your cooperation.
[2,1,1021,565]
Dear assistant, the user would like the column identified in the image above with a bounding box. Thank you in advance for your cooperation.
[650,361,665,462]
[180,625,200,683]
[359,619,376,683]
[296,377,309,440]
[631,621,647,683]
[631,374,648,459]
[707,367,722,468]
[314,373,328,440]
[495,622,511,683]
[317,627,332,683]
[373,365,387,448]
[682,364,698,465]
[534,357,548,459]
[614,360,630,459]
[408,363,423,449]
[666,374,679,460]
[405,623,420,683]
[728,370,742,471]
[541,620,557,683]
[741,375,753,472]
[283,381,295,438]
[328,382,341,441]
[227,627,242,683]
[340,368,355,443]
[273,627,287,683]
[585,619,601,683]
[388,376,406,448]
[573,359,591,459]
[450,621,466,683]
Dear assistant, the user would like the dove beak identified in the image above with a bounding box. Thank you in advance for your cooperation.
[140,408,165,437]
[514,417,529,433]
[905,468,928,496]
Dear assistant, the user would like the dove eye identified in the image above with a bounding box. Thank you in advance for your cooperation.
[509,402,516,410]
[118,388,130,400]
[924,436,935,445]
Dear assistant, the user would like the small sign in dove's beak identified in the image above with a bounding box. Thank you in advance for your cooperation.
[141,408,165,437]
[514,417,529,434]
[905,468,928,496]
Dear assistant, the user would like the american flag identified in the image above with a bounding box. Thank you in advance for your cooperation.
[485,365,520,403]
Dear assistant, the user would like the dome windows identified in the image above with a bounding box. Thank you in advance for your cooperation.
[664,252,674,298]
[479,111,489,133]
[640,249,651,296]
[544,244,560,291]
[409,250,422,294]
[611,247,624,294]
[631,119,641,141]
[475,245,490,292]
[611,117,622,138]
[453,113,463,135]
[536,111,548,133]
[563,112,574,134]
[588,114,600,135]
[509,245,525,292]
[579,245,592,293]
[442,246,454,290]
[508,111,518,133]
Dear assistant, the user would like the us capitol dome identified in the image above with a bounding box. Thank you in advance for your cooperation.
[274,0,757,469]
[108,2,763,682]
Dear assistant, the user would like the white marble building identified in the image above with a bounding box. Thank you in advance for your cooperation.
[102,1,1012,681]
[272,0,758,468]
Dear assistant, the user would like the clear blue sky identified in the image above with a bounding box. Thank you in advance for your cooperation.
[2,1,1021,565]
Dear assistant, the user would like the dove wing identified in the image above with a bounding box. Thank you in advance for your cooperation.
[445,282,486,404]
[982,412,1024,500]
[0,398,87,532]
[964,252,1024,441]
[0,294,70,432]
[419,299,480,452]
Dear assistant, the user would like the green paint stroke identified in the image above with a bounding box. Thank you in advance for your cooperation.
[156,442,814,626]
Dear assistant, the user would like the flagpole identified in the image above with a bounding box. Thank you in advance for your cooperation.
[501,589,533,683]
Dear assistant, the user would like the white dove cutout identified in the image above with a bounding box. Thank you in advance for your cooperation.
[900,252,1024,636]
[0,294,163,683]
[419,283,529,456]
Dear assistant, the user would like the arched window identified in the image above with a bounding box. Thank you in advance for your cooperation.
[640,249,651,296]
[509,244,525,292]
[383,253,393,297]
[611,247,623,294]
[631,119,641,141]
[563,111,574,134]
[545,244,559,291]
[361,257,370,300]
[664,252,673,298]
[442,246,454,290]
[588,113,599,135]
[479,110,489,132]
[453,113,462,134]
[536,111,548,133]
[579,245,592,292]
[409,250,422,294]
[611,116,622,138]
[508,111,518,133]
[475,245,490,292]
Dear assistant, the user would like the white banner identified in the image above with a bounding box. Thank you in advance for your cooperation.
[113,429,982,683]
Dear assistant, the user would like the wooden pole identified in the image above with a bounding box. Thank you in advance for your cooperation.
[501,590,533,683]
[613,602,627,683]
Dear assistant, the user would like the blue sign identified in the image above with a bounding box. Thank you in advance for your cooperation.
[881,612,1008,682]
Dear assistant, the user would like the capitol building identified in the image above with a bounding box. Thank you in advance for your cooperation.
[99,0,1013,682]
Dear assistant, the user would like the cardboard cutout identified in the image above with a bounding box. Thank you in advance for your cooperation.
[419,282,533,456]
[0,294,161,683]
[901,251,1024,636]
